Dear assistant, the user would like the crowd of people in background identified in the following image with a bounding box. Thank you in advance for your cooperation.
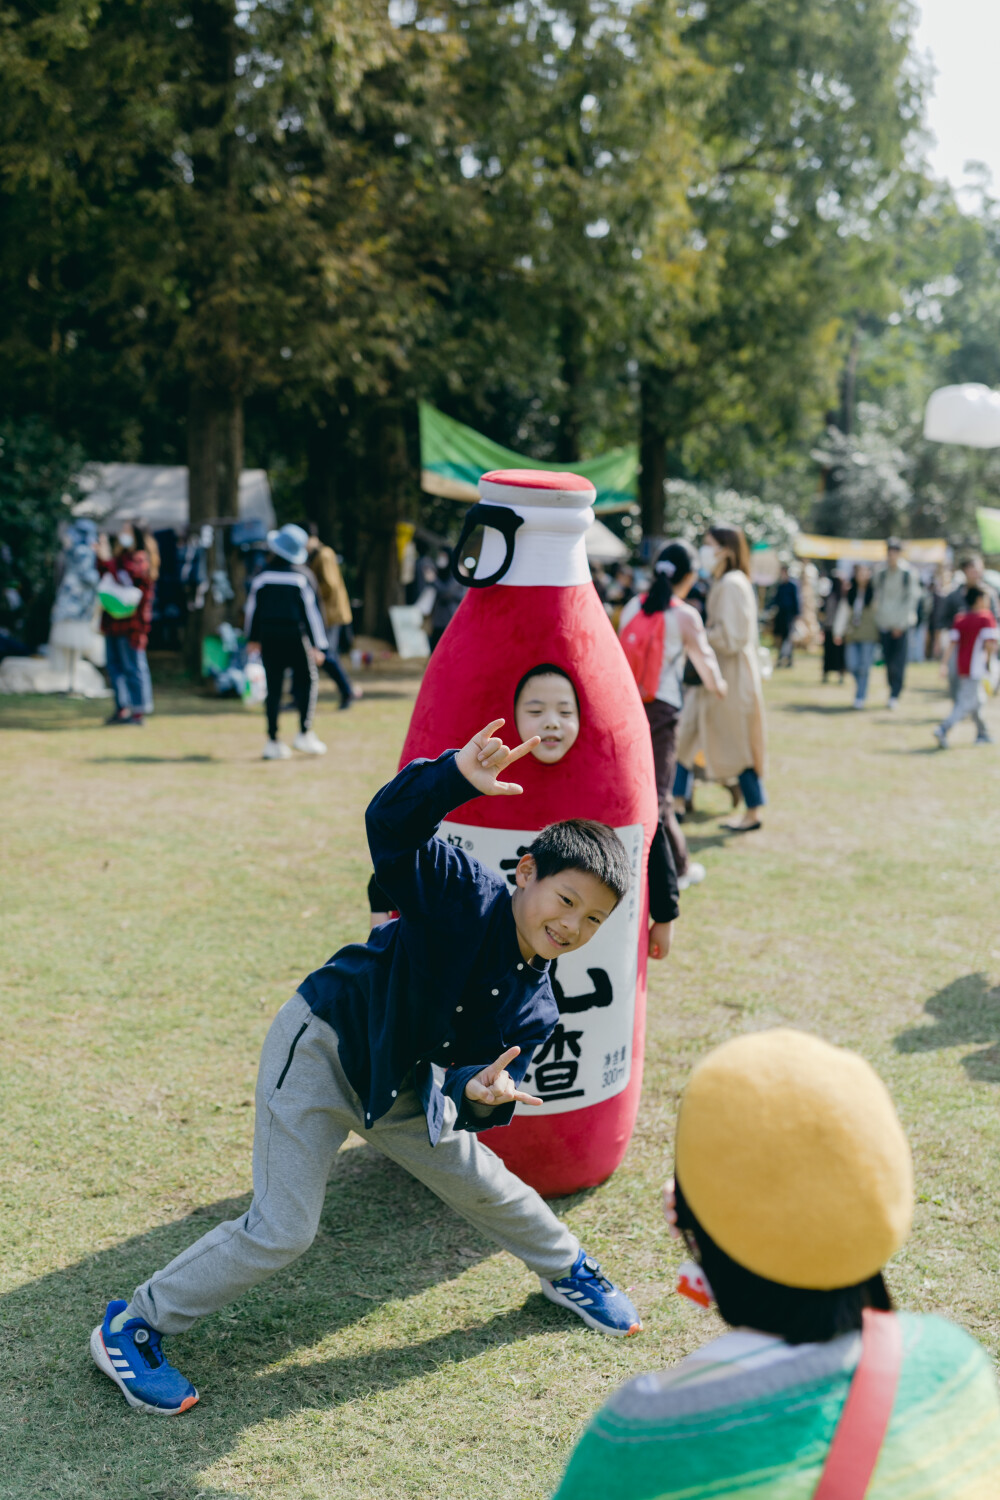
[78,511,1000,766]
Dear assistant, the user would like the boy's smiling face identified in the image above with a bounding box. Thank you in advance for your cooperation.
[511,857,617,962]
[514,673,580,765]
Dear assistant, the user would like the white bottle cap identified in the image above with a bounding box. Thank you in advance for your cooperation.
[474,469,595,586]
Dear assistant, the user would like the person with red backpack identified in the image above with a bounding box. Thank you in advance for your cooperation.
[619,541,726,889]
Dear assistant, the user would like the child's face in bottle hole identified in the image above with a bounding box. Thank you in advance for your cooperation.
[514,673,580,765]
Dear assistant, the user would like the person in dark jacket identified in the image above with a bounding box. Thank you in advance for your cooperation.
[89,723,642,1415]
[97,520,155,725]
[244,523,329,759]
[427,550,464,651]
[771,565,800,668]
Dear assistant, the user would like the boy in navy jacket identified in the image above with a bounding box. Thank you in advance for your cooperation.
[91,719,642,1414]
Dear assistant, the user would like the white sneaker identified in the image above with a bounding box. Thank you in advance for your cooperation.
[677,861,707,892]
[887,696,899,711]
[853,697,865,710]
[293,729,327,755]
[262,739,292,760]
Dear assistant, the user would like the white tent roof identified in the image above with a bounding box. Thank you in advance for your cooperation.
[73,463,275,533]
[585,517,629,564]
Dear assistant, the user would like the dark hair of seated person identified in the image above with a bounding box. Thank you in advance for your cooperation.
[673,1176,893,1346]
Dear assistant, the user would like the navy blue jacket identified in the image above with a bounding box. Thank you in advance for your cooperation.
[299,751,559,1144]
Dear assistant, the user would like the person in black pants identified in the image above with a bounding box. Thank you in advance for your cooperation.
[244,524,329,759]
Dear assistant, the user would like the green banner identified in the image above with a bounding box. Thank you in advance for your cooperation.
[976,507,1000,554]
[419,401,637,513]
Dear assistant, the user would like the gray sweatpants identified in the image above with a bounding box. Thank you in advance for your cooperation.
[127,996,579,1334]
[939,676,988,739]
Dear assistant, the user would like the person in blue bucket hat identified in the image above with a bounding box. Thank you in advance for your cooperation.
[245,524,329,758]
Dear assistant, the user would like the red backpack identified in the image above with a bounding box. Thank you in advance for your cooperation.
[620,599,666,702]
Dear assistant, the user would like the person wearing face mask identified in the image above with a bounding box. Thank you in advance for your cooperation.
[96,520,155,725]
[553,1028,1000,1500]
[674,526,767,833]
[618,542,727,888]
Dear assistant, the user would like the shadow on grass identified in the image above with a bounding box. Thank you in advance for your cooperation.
[685,832,733,855]
[874,745,948,757]
[780,702,856,716]
[86,753,219,765]
[0,1144,575,1499]
[895,972,1000,1082]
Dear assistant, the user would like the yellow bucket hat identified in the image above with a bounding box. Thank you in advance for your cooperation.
[675,1029,913,1290]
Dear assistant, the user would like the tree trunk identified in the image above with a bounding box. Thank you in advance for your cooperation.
[184,384,244,676]
[839,323,860,436]
[639,367,669,543]
[557,306,584,463]
[357,401,411,640]
[305,415,343,547]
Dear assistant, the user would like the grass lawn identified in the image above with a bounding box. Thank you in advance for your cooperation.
[2,653,1000,1499]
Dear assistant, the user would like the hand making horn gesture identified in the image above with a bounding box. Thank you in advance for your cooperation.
[455,718,540,797]
[464,1046,542,1109]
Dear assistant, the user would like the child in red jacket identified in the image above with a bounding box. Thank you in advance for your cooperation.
[934,586,998,748]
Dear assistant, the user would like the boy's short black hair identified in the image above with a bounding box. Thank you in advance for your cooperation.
[674,1176,893,1345]
[514,663,578,712]
[967,585,987,607]
[525,819,630,906]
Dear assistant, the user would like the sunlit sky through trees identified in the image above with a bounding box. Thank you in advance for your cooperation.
[915,0,1000,195]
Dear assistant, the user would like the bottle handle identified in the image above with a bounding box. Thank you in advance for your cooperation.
[450,503,524,589]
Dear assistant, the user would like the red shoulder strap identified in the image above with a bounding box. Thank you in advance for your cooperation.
[813,1310,902,1500]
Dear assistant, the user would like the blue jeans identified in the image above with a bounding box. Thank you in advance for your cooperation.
[136,648,154,714]
[674,763,766,810]
[106,636,145,714]
[880,630,908,700]
[845,640,877,704]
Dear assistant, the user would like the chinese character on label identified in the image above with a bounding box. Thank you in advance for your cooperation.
[525,1024,585,1101]
[551,962,613,1015]
[499,845,531,887]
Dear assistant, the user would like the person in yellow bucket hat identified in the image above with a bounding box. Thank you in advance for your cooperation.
[554,1029,1000,1499]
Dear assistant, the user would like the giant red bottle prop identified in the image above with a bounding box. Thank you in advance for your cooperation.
[400,469,657,1196]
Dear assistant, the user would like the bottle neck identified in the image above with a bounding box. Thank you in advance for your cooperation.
[475,503,594,587]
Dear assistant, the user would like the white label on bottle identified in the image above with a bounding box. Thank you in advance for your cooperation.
[439,821,645,1115]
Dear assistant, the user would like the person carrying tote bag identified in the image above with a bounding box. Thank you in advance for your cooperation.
[619,540,726,889]
[553,1028,1000,1500]
[673,524,767,833]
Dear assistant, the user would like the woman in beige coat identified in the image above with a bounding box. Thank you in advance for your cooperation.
[674,525,767,832]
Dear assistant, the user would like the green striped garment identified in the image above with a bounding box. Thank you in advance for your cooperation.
[554,1313,1000,1499]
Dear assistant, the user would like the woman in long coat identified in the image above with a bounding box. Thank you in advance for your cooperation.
[675,524,767,832]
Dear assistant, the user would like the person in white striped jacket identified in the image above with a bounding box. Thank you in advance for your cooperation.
[245,523,329,759]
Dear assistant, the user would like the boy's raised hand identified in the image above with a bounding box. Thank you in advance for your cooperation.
[464,1046,542,1108]
[455,719,540,797]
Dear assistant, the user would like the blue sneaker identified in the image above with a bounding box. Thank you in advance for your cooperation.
[90,1300,199,1414]
[540,1251,642,1336]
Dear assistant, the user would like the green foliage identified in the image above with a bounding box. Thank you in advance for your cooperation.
[811,405,913,539]
[0,418,81,637]
[1,0,998,592]
[664,478,800,552]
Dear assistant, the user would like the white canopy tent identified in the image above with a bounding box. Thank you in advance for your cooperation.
[73,463,275,533]
[585,517,629,564]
